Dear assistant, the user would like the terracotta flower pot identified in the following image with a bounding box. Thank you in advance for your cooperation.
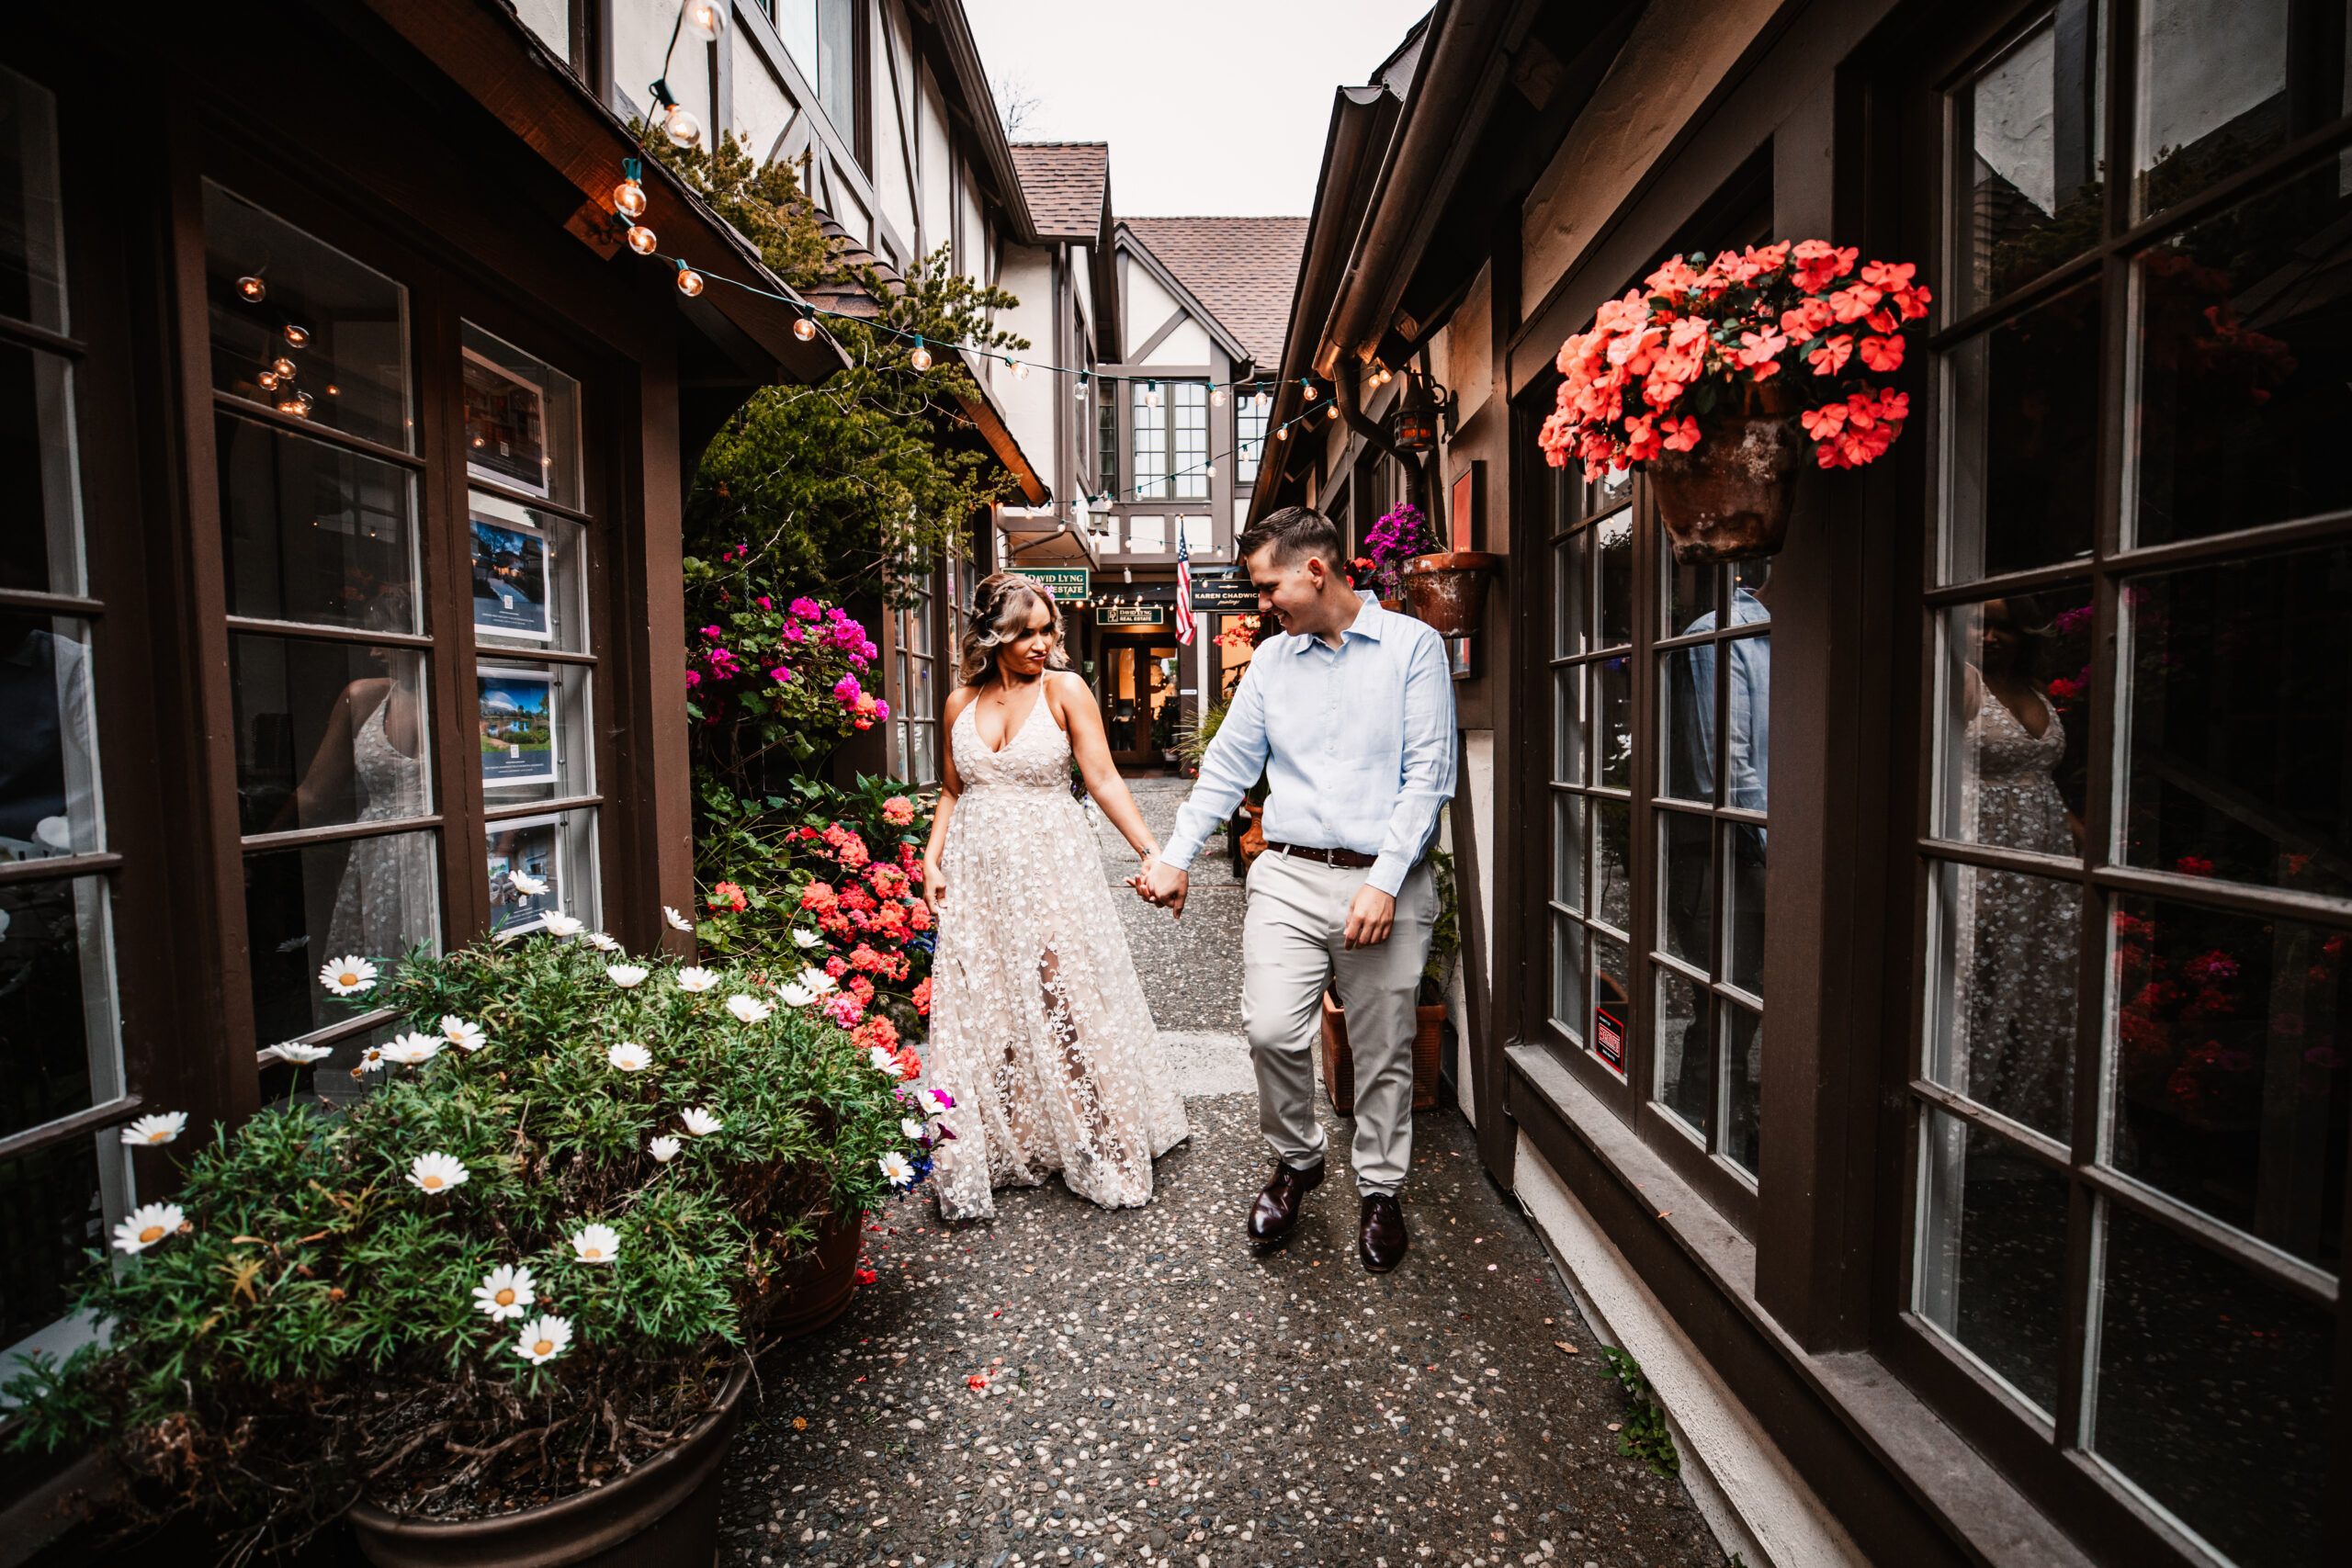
[1648,413,1803,563]
[349,1361,752,1568]
[761,1208,865,1341]
[1401,551,1500,637]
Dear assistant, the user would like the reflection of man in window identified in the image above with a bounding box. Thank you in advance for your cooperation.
[1680,563,1770,817]
[0,605,96,862]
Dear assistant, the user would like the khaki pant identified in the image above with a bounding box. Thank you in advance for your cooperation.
[1241,849,1436,1195]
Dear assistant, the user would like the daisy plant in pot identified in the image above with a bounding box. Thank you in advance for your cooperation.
[3,920,946,1562]
[1538,241,1932,562]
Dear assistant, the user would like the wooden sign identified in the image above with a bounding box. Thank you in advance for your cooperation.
[1188,576,1259,613]
[1097,604,1164,626]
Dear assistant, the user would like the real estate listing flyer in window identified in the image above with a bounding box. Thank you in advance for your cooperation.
[470,512,551,640]
[462,345,548,496]
[486,812,562,933]
[478,667,558,787]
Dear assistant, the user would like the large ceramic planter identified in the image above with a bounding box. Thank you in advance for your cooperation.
[1321,994,1448,1115]
[1648,414,1802,563]
[348,1361,752,1568]
[762,1209,865,1341]
[1400,552,1499,637]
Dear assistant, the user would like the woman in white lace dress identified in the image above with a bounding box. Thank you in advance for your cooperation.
[919,574,1188,1220]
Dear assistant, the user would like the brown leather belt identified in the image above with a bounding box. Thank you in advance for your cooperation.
[1263,840,1380,870]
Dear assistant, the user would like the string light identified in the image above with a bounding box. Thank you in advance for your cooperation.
[1253,391,1270,412]
[1012,359,1029,379]
[272,356,297,379]
[793,314,817,342]
[614,178,647,220]
[628,224,660,255]
[257,371,278,389]
[277,391,314,418]
[1327,402,1340,420]
[237,276,266,302]
[1143,379,1161,408]
[1301,380,1317,401]
[1275,424,1289,441]
[674,262,704,297]
[680,0,723,41]
[910,337,933,372]
[662,104,703,149]
[283,323,311,347]
[1210,386,1226,407]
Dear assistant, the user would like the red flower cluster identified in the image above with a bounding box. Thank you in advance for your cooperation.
[1540,241,1931,479]
[707,880,749,912]
[792,817,934,1029]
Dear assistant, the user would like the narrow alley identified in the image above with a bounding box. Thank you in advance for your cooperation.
[715,783,1731,1568]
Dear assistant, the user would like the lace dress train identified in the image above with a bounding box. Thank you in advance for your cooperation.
[924,698,1188,1221]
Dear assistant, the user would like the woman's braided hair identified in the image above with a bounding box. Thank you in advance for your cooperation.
[957,571,1070,687]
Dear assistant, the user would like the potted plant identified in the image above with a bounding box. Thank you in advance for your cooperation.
[1539,241,1933,561]
[5,924,944,1565]
[1364,500,1498,638]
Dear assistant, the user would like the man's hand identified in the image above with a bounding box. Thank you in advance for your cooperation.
[1140,856,1190,919]
[1342,885,1396,949]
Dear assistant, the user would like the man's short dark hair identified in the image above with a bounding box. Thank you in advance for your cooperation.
[1236,506,1342,570]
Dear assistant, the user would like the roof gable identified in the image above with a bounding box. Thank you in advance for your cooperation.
[1118,217,1306,370]
[1010,141,1110,242]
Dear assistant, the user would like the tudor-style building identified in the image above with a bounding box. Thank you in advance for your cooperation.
[1252,3,2352,1566]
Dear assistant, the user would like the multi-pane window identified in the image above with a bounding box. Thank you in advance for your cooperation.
[1910,8,2348,1564]
[891,583,938,785]
[1545,459,1770,1207]
[1131,380,1207,501]
[1098,385,1119,502]
[1235,389,1269,484]
[0,64,131,1364]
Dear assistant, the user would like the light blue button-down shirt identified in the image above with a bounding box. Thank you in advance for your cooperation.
[1161,599,1457,897]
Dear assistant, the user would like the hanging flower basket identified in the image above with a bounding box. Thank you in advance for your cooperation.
[1538,241,1932,561]
[1401,551,1501,635]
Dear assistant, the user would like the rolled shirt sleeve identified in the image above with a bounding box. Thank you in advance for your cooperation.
[1367,626,1457,897]
[1159,662,1269,873]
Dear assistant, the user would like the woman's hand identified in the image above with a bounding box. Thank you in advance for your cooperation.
[923,857,948,908]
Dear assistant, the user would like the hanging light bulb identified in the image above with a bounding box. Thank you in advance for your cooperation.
[1302,381,1317,401]
[910,337,933,372]
[614,178,648,219]
[1327,402,1340,421]
[237,276,266,302]
[627,224,659,255]
[278,390,314,418]
[662,104,703,149]
[282,323,311,348]
[680,0,723,41]
[1143,379,1161,408]
[257,370,278,390]
[675,263,705,298]
[272,355,297,379]
[1253,391,1270,412]
[1275,424,1289,441]
[793,314,817,342]
[1012,359,1030,380]
[1211,386,1227,407]
[1205,461,1217,480]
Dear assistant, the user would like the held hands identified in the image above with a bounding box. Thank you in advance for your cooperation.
[1131,852,1189,919]
[1342,885,1396,949]
[922,857,947,908]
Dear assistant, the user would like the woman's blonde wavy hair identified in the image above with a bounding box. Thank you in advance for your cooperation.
[957,571,1071,687]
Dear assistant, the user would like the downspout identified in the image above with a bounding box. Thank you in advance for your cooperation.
[1334,368,1425,513]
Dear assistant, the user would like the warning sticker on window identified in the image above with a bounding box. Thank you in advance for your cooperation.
[1594,1008,1624,1070]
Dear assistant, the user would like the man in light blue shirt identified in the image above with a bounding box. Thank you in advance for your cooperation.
[1144,506,1455,1271]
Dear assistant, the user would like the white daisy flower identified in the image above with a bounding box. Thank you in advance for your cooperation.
[121,1112,187,1147]
[792,928,822,949]
[662,905,695,931]
[606,1042,653,1072]
[319,954,379,996]
[507,870,549,897]
[776,981,817,1008]
[408,1153,469,1193]
[472,1263,537,1321]
[918,1086,955,1118]
[648,1135,682,1163]
[570,1223,620,1264]
[680,1107,722,1137]
[539,912,585,938]
[583,932,622,953]
[268,1041,334,1064]
[357,1045,387,1073]
[900,1117,927,1142]
[111,1201,186,1254]
[440,1016,488,1052]
[380,1032,443,1066]
[513,1313,573,1365]
[868,1046,899,1076]
[725,994,775,1024]
[675,966,719,993]
[605,964,649,988]
[798,964,838,997]
[878,1151,915,1188]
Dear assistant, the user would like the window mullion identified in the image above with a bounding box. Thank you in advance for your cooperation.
[1629,482,1661,1130]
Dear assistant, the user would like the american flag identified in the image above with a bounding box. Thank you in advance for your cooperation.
[1174,528,1196,646]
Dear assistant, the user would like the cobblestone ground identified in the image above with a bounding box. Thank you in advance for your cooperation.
[717,780,1730,1568]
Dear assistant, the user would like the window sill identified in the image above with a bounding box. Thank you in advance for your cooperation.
[1504,1043,2094,1568]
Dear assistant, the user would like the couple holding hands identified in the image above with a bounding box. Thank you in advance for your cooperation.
[918,505,1455,1272]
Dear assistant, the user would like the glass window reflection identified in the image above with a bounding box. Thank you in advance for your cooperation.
[1916,1109,2070,1416]
[0,65,68,334]
[0,615,99,861]
[461,322,582,512]
[1927,859,2082,1141]
[2130,0,2300,220]
[217,414,420,634]
[1934,591,2092,853]
[244,830,439,1044]
[1942,281,2101,581]
[232,636,429,838]
[0,876,119,1140]
[0,342,82,599]
[1951,2,2106,320]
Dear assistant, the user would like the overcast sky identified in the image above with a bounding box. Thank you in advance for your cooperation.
[962,0,1434,218]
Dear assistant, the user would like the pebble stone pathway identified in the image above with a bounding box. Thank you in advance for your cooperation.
[715,780,1731,1568]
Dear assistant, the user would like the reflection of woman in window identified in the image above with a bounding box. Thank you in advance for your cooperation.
[1956,597,2083,1133]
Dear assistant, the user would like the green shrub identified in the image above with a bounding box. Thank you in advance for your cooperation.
[4,930,940,1543]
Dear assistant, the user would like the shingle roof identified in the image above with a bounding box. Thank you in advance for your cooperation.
[1119,217,1307,369]
[1010,142,1109,242]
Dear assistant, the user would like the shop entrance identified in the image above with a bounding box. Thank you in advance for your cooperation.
[1101,637,1180,770]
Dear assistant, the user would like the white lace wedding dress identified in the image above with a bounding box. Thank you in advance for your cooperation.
[923,694,1188,1220]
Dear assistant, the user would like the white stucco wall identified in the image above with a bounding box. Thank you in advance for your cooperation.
[731,26,797,164]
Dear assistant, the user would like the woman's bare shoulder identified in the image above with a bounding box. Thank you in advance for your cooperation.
[1046,670,1097,713]
[943,683,981,723]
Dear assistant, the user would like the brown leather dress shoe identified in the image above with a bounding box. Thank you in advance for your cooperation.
[1248,1159,1325,1244]
[1359,1193,1408,1272]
